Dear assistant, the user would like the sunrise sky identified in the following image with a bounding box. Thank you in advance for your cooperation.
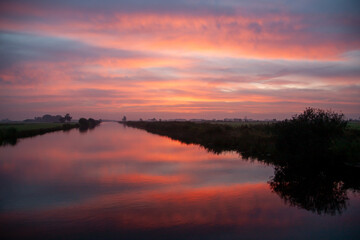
[0,0,359,120]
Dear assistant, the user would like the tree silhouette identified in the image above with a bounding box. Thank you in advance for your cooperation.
[64,113,72,122]
[275,108,347,163]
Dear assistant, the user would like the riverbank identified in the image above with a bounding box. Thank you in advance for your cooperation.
[0,122,79,145]
[123,119,360,166]
[124,121,274,158]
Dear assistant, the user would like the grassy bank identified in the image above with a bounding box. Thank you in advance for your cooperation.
[123,110,360,166]
[0,122,79,145]
[125,121,275,160]
[123,115,360,215]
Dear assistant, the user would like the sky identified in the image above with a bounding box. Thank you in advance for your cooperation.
[0,0,359,120]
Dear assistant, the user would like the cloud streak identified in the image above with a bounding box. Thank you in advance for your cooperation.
[0,0,359,119]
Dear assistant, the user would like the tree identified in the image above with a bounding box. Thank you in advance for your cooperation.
[276,108,347,160]
[78,118,89,128]
[88,118,96,128]
[64,113,72,122]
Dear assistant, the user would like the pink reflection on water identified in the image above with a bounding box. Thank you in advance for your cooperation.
[0,123,263,186]
[0,123,359,239]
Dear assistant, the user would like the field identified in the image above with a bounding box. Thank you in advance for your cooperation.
[348,121,360,130]
[209,121,276,127]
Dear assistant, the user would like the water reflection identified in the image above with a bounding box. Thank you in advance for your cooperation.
[269,165,360,215]
[0,123,359,239]
[126,123,360,216]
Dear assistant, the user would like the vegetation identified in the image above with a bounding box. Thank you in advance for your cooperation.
[277,108,346,148]
[124,110,359,165]
[125,120,275,159]
[347,121,360,130]
[124,108,359,165]
[0,116,102,145]
[122,108,360,215]
[0,123,78,145]
[78,118,101,131]
[274,108,349,165]
[27,113,73,123]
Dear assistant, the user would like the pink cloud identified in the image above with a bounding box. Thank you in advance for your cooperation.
[0,1,359,120]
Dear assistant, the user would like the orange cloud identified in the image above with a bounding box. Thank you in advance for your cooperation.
[0,1,359,119]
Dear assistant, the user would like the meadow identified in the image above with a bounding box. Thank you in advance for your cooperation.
[347,121,360,130]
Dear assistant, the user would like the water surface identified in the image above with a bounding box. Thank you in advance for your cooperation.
[1,123,359,239]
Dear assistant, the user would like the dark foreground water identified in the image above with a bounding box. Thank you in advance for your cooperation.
[0,123,359,239]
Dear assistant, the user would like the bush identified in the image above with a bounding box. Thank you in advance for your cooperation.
[78,118,101,131]
[88,118,96,128]
[78,118,89,128]
[276,108,347,158]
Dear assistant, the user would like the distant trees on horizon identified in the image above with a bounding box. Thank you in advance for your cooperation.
[27,113,73,123]
[78,118,101,131]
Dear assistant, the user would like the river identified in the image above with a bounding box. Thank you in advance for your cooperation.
[0,122,359,239]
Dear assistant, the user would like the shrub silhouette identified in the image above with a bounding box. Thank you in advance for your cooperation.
[88,118,96,128]
[79,118,89,128]
[64,113,72,122]
[275,108,347,161]
[78,118,101,131]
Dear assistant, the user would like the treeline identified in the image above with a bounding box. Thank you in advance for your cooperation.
[25,113,72,123]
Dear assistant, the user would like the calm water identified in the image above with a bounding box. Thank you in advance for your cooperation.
[1,123,359,239]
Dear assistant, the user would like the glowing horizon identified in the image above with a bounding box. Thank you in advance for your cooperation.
[0,0,359,120]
